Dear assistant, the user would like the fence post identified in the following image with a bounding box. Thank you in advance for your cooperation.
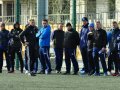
[16,0,20,22]
[15,0,20,70]
[37,0,48,28]
[72,0,76,30]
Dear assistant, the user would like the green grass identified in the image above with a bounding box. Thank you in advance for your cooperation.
[0,71,120,90]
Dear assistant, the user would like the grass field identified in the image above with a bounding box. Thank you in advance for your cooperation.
[0,71,120,90]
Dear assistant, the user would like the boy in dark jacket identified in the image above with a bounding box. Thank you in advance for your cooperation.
[8,22,24,73]
[87,22,95,75]
[0,23,10,73]
[63,23,79,75]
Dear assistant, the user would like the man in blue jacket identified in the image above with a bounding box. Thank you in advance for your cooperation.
[0,23,10,73]
[36,19,52,74]
[80,17,89,74]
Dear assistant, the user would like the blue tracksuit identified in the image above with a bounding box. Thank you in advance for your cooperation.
[36,25,52,73]
[80,24,89,73]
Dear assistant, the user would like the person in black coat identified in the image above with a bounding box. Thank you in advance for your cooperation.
[93,21,108,76]
[8,22,24,73]
[107,21,120,76]
[20,19,38,76]
[51,23,64,73]
[63,23,79,75]
[0,23,10,73]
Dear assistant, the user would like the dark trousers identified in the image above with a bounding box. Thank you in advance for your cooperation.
[54,48,63,71]
[93,47,107,73]
[80,47,89,73]
[88,50,95,73]
[0,48,10,71]
[65,48,79,73]
[39,46,52,72]
[10,47,23,72]
[26,45,37,72]
[24,48,38,72]
[107,51,118,73]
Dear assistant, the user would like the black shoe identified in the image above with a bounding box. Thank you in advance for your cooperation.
[63,72,70,75]
[0,70,2,73]
[38,70,45,74]
[30,72,36,76]
[72,72,78,75]
[8,71,14,73]
[56,70,61,74]
[21,71,23,73]
[88,70,95,76]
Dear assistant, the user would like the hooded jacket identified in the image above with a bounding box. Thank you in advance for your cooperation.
[9,23,23,48]
[80,23,89,49]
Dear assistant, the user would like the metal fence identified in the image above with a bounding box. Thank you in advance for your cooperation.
[1,12,120,31]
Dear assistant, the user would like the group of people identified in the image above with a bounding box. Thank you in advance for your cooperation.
[0,17,120,76]
[80,17,120,76]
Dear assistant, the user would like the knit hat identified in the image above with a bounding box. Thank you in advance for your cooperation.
[88,22,94,28]
[82,17,88,22]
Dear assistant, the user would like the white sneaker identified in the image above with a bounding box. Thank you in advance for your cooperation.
[45,70,48,75]
[28,73,31,76]
[25,70,29,74]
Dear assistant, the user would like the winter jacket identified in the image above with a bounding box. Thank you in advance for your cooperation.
[64,28,80,49]
[80,23,89,49]
[0,29,9,50]
[36,25,51,47]
[93,28,107,49]
[51,29,64,48]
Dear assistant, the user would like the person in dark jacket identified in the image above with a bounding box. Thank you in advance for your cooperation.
[107,21,120,76]
[51,23,64,73]
[24,22,39,74]
[63,23,79,75]
[8,22,24,73]
[93,21,108,76]
[115,30,120,76]
[87,22,95,75]
[108,21,119,76]
[20,19,38,76]
[79,17,89,74]
[0,23,10,73]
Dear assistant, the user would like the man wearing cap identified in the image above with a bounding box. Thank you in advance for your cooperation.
[0,23,11,73]
[80,17,89,74]
[63,23,79,75]
[8,22,24,73]
[87,22,95,75]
